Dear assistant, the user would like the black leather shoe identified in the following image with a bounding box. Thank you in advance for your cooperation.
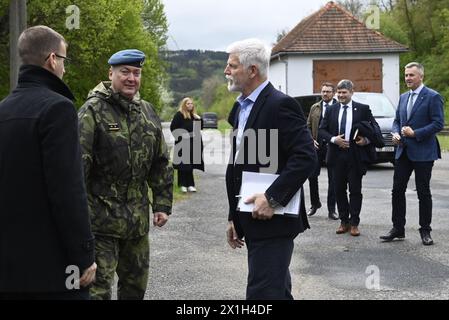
[328,211,339,220]
[307,203,322,216]
[419,230,433,246]
[380,228,405,241]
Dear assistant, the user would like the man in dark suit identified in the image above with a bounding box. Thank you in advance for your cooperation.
[319,79,381,237]
[380,62,444,246]
[306,82,338,220]
[224,38,316,300]
[0,26,96,299]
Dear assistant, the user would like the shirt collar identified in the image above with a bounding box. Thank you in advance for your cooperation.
[410,84,424,96]
[237,79,269,105]
[340,100,353,109]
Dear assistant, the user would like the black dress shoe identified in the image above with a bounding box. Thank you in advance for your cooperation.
[419,230,433,246]
[380,228,405,241]
[328,211,339,220]
[307,203,322,216]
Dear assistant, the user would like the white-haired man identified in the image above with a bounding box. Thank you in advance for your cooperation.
[224,38,316,300]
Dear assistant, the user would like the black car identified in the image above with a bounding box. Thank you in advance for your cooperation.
[202,112,218,129]
[294,92,397,164]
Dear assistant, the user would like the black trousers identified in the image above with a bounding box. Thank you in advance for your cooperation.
[177,169,195,187]
[333,150,363,226]
[392,152,434,232]
[245,237,294,300]
[308,161,336,212]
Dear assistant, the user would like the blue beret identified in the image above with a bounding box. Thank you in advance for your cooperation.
[108,49,145,68]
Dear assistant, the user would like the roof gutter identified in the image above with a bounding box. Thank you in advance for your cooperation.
[272,49,408,56]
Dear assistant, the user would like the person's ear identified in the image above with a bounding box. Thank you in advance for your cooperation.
[248,65,257,79]
[109,67,113,81]
[45,53,57,71]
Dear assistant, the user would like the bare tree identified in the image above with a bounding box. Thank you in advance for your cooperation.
[378,0,396,11]
[274,28,289,44]
[337,0,366,19]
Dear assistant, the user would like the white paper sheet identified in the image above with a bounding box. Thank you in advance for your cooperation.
[237,171,301,217]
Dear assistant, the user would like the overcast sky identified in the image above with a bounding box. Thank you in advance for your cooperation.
[162,0,331,51]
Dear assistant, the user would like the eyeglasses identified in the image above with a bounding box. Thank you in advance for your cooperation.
[45,53,71,64]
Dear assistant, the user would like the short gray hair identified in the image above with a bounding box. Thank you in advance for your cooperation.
[18,25,66,66]
[226,38,271,78]
[405,62,424,76]
[337,79,354,91]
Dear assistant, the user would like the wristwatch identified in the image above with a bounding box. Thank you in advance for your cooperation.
[265,193,280,208]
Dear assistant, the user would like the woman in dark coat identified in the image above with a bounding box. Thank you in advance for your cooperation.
[170,97,204,192]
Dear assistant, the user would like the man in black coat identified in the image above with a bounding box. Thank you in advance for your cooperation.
[0,25,96,299]
[319,79,381,237]
[224,38,316,300]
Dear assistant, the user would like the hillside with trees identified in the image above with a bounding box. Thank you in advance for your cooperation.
[160,49,237,120]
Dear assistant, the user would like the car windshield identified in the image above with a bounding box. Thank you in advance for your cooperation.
[352,93,396,118]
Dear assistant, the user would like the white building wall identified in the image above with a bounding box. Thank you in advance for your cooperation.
[269,53,401,105]
[269,60,286,93]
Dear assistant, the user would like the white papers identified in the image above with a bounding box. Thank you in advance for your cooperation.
[237,171,301,217]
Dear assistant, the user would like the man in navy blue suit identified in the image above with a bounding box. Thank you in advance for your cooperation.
[319,79,381,237]
[380,62,444,245]
[224,38,316,299]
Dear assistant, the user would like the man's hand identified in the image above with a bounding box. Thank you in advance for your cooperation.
[79,262,97,287]
[391,132,402,145]
[226,221,244,249]
[153,212,169,227]
[313,139,319,150]
[355,136,368,146]
[244,193,275,220]
[335,134,350,149]
[401,126,415,138]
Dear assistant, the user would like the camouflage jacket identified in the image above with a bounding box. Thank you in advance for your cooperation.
[78,82,173,238]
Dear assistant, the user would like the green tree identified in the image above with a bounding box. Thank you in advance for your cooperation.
[378,0,449,122]
[1,0,169,113]
[208,83,238,120]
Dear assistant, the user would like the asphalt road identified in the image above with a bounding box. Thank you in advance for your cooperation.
[144,128,449,300]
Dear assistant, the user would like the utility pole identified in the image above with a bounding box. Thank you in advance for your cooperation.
[9,0,27,91]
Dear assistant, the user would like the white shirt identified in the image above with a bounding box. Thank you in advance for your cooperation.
[408,83,424,107]
[331,100,353,143]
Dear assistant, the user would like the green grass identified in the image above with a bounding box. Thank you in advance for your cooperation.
[437,135,449,152]
[217,119,232,134]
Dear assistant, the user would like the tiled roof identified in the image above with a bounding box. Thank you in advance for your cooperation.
[272,1,408,55]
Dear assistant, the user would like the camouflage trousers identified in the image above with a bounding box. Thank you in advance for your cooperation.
[90,234,149,300]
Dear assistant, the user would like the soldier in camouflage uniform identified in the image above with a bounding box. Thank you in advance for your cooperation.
[78,49,173,300]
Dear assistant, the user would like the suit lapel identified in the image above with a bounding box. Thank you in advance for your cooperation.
[233,82,272,164]
[232,101,240,128]
[331,104,340,135]
[400,94,408,123]
[409,86,427,120]
[243,83,272,131]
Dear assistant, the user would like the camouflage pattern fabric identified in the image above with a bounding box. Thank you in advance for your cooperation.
[78,81,173,238]
[90,235,149,300]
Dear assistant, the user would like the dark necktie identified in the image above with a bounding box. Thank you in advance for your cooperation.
[319,103,329,124]
[340,105,348,136]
